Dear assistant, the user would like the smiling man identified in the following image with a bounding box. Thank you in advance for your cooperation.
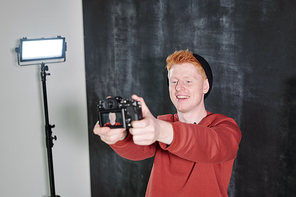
[93,49,242,197]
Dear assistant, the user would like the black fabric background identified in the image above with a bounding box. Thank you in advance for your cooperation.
[83,0,296,196]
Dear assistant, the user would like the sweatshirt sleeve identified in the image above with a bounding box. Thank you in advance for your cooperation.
[158,113,242,163]
[110,133,157,161]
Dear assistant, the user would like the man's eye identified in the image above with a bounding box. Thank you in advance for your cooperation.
[186,81,192,83]
[171,81,177,84]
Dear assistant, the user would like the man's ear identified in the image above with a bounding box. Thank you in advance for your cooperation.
[203,79,210,94]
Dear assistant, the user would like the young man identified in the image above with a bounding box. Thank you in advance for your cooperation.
[93,50,242,197]
[103,112,121,126]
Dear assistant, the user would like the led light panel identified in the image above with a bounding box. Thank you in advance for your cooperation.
[17,37,66,63]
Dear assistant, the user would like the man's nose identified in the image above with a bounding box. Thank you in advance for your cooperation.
[176,81,184,91]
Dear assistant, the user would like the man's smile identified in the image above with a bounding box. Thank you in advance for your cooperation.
[176,95,189,100]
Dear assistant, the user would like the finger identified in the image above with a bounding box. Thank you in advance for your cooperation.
[131,119,147,128]
[93,126,110,135]
[101,133,122,144]
[129,126,152,137]
[129,127,144,136]
[93,121,118,135]
[132,133,155,145]
[94,121,101,129]
[131,94,151,117]
[107,128,126,136]
[128,128,136,136]
[104,129,127,144]
[132,94,146,107]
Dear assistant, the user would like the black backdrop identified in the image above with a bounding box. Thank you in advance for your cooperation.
[82,0,296,196]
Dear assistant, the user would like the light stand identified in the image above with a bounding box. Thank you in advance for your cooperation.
[41,63,59,197]
[15,36,67,197]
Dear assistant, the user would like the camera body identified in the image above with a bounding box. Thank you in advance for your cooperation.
[97,96,143,129]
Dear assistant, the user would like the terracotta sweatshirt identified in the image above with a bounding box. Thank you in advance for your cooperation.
[110,111,242,197]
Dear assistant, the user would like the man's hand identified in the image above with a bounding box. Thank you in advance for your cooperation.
[129,95,174,146]
[93,122,127,145]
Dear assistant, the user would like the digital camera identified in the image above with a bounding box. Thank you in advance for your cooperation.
[97,96,143,129]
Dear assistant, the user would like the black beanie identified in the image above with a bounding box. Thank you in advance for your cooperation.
[192,53,213,99]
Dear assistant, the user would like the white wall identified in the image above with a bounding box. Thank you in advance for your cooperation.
[0,0,90,196]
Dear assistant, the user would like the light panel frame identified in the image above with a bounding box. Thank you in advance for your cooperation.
[15,36,67,65]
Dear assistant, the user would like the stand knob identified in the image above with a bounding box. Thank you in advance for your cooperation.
[52,135,57,141]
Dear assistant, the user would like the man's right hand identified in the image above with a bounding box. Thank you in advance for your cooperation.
[93,122,127,145]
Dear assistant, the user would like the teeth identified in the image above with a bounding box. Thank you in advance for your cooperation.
[177,96,189,99]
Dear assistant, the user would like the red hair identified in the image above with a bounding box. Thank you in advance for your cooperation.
[166,49,206,80]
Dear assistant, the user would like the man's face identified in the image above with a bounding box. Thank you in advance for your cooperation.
[109,113,116,122]
[168,63,209,114]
